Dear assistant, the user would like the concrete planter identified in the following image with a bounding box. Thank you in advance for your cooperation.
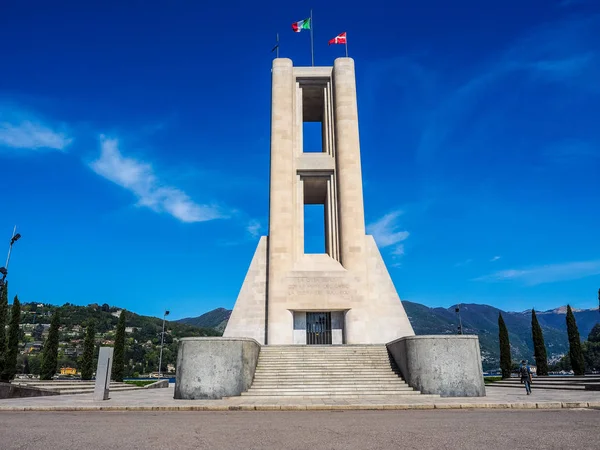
[387,335,486,397]
[174,337,261,400]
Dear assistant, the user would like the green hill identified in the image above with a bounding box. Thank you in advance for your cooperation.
[176,307,231,332]
[16,302,220,377]
[179,302,599,372]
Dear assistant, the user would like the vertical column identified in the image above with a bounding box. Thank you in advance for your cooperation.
[333,58,366,271]
[267,58,295,344]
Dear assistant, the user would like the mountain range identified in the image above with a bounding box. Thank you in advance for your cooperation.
[177,302,600,371]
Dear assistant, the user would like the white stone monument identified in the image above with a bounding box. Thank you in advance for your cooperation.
[94,346,114,401]
[224,58,415,345]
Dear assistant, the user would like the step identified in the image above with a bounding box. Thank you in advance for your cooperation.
[242,390,422,396]
[237,394,440,400]
[490,383,586,391]
[252,380,407,387]
[494,379,598,385]
[247,386,413,392]
[254,370,398,374]
[247,385,413,392]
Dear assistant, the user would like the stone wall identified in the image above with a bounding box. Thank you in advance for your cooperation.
[387,335,486,397]
[0,382,60,399]
[174,337,261,400]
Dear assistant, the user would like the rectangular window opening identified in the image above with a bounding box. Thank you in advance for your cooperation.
[304,203,326,254]
[303,121,323,153]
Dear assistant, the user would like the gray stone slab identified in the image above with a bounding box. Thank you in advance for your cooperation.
[93,347,114,401]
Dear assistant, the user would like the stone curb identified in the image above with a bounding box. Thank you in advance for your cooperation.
[0,402,594,412]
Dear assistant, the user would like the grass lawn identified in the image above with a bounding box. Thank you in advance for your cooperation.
[484,376,503,385]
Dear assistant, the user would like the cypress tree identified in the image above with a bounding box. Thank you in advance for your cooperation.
[80,320,96,380]
[498,313,512,379]
[0,282,8,377]
[111,310,126,382]
[531,309,549,376]
[40,310,60,380]
[22,356,30,375]
[1,296,21,381]
[566,304,585,375]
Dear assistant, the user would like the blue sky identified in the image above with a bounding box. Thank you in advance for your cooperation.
[1,0,599,319]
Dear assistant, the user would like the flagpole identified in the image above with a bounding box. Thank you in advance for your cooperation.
[310,9,314,66]
[276,32,280,58]
[345,35,348,57]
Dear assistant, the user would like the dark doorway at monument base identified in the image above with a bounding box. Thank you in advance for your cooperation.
[306,312,332,345]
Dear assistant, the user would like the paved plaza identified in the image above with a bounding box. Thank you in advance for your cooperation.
[1,385,600,411]
[1,409,599,450]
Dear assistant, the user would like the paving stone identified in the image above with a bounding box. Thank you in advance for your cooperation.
[510,403,536,409]
[536,402,563,409]
[561,402,588,408]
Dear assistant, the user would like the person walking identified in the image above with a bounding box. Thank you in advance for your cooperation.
[519,360,533,395]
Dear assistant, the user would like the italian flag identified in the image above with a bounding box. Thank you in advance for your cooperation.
[328,32,347,45]
[292,18,311,32]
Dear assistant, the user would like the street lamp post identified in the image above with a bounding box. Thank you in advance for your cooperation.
[158,310,170,380]
[0,226,21,300]
[455,304,463,335]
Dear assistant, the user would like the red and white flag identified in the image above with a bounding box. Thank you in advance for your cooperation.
[328,32,346,45]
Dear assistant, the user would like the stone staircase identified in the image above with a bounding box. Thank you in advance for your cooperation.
[243,345,433,398]
[491,375,600,391]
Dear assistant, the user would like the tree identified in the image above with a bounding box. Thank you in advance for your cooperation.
[111,310,127,382]
[566,304,585,375]
[498,313,512,379]
[80,320,96,380]
[588,323,600,344]
[531,309,548,376]
[0,282,8,377]
[40,310,60,380]
[583,323,600,372]
[22,356,30,375]
[1,296,21,381]
[28,355,41,375]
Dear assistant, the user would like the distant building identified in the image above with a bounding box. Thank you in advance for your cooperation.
[125,327,137,334]
[60,367,77,375]
[63,347,79,357]
[167,364,176,374]
[24,342,43,354]
[112,310,123,318]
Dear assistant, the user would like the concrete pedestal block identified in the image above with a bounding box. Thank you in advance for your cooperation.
[174,337,261,400]
[94,347,114,401]
[387,335,486,397]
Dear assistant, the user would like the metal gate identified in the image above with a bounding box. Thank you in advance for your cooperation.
[306,312,332,345]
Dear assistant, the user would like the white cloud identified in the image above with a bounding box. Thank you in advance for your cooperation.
[0,119,72,151]
[90,136,226,223]
[473,260,600,286]
[367,210,409,256]
[490,256,501,262]
[246,220,262,238]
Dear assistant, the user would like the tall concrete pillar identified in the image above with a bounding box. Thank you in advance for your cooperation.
[333,58,367,272]
[267,58,295,344]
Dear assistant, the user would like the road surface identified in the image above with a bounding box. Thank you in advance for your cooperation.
[1,409,599,449]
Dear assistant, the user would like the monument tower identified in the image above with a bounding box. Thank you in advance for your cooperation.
[224,57,415,345]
